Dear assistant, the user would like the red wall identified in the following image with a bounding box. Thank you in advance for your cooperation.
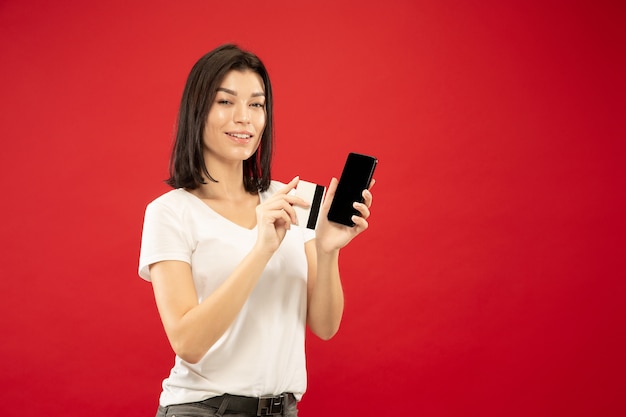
[1,1,624,415]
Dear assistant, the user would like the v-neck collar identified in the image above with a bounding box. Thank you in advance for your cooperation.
[180,188,262,232]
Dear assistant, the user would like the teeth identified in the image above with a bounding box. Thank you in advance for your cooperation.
[229,133,252,139]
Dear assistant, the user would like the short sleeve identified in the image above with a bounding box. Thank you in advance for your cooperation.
[138,201,192,281]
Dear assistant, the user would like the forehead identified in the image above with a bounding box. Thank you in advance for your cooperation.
[218,69,265,93]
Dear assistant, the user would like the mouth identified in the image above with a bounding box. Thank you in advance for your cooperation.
[226,132,253,143]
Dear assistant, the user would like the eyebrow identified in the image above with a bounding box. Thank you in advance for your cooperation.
[216,87,265,98]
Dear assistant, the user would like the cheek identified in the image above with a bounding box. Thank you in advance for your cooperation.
[255,112,266,132]
[208,107,228,125]
[204,111,225,144]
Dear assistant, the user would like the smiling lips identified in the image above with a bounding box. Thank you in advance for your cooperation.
[227,132,253,143]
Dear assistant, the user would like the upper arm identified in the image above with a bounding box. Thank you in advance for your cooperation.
[149,260,199,341]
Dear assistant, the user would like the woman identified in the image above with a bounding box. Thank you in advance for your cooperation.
[139,44,374,417]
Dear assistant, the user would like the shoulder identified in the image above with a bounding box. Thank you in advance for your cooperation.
[146,188,190,210]
[143,189,197,223]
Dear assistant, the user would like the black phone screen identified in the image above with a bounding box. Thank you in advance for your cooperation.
[327,152,377,226]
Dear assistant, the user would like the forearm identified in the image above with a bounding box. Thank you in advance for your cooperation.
[155,247,273,363]
[304,177,373,340]
[307,248,344,340]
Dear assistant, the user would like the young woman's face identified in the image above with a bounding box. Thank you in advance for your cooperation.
[203,69,266,164]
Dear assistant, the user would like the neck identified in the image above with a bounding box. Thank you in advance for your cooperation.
[194,161,251,201]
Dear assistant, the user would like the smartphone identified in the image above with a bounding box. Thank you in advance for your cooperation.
[327,152,378,227]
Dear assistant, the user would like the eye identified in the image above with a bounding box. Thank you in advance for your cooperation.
[250,102,265,108]
[217,99,231,105]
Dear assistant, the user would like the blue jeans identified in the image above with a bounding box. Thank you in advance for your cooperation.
[155,395,299,417]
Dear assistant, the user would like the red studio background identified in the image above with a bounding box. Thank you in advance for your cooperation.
[1,1,624,415]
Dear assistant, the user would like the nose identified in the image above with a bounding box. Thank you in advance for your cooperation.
[234,103,251,124]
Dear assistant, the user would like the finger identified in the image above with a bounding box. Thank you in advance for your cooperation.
[351,215,369,231]
[362,188,373,208]
[265,195,307,209]
[329,177,338,193]
[284,204,298,225]
[283,194,310,208]
[277,209,294,228]
[277,176,300,195]
[368,178,376,190]
[277,197,305,222]
[353,201,370,219]
[279,199,299,225]
[265,208,293,228]
[262,201,296,225]
[321,177,338,210]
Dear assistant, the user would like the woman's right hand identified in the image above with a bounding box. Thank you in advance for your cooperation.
[254,176,309,254]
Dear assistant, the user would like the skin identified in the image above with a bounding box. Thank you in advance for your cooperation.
[149,69,374,364]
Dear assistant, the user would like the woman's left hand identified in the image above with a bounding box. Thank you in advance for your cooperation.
[315,178,374,254]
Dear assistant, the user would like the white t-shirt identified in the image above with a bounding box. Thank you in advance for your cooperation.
[138,181,315,406]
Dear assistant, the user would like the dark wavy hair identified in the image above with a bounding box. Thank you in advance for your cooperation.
[166,44,273,193]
